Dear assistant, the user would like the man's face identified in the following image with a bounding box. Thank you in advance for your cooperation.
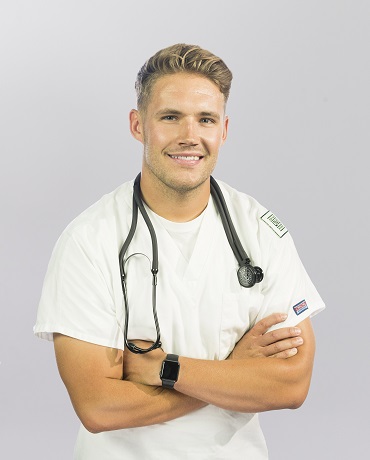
[131,73,228,195]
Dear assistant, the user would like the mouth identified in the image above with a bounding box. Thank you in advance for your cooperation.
[167,152,205,163]
[169,155,203,161]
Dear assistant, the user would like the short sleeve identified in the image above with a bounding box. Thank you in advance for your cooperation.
[256,230,325,331]
[34,228,123,349]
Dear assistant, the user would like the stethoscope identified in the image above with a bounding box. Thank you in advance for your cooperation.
[119,173,264,354]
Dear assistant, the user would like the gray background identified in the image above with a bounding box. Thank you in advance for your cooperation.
[1,1,369,458]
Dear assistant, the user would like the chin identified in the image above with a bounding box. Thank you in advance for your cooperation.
[165,175,210,194]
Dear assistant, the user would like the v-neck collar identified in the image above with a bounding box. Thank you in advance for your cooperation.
[144,196,219,283]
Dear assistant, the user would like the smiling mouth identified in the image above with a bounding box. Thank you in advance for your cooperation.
[169,155,202,161]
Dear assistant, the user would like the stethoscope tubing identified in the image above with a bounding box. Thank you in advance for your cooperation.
[210,177,250,266]
[119,175,162,353]
[119,174,263,353]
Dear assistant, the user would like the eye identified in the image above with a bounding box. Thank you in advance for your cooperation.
[161,115,177,121]
[200,118,215,124]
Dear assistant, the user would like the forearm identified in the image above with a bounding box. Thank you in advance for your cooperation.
[172,320,315,413]
[174,354,309,413]
[124,319,315,414]
[74,377,206,433]
[54,334,206,434]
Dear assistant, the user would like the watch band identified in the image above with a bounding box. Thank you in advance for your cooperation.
[166,353,179,361]
[161,378,176,389]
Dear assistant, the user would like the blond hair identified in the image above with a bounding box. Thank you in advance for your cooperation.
[135,44,233,111]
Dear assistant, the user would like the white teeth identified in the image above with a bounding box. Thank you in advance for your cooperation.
[170,155,200,161]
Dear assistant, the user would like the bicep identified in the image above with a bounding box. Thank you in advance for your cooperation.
[53,334,123,415]
[267,317,316,408]
[293,317,316,368]
[284,318,316,402]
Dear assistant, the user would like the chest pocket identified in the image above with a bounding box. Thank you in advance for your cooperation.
[219,290,264,359]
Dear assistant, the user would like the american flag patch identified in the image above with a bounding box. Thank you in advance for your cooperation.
[293,300,308,316]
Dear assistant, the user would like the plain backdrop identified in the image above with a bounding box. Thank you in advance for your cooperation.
[1,1,369,458]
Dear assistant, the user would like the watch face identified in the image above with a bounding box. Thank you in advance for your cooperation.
[161,360,180,381]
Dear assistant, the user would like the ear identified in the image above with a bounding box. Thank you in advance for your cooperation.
[221,115,229,145]
[129,109,144,144]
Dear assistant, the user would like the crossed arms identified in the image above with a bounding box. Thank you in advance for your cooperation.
[54,314,315,434]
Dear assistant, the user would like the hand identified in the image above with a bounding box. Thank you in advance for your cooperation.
[122,340,165,387]
[229,313,304,360]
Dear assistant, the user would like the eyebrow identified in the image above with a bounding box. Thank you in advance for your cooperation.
[155,109,221,121]
[155,109,182,116]
[199,111,221,121]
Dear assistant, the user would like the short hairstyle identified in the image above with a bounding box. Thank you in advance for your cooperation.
[135,43,233,111]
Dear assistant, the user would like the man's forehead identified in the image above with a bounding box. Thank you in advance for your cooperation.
[152,73,223,100]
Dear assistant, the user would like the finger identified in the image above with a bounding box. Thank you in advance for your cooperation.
[259,326,302,347]
[270,347,298,359]
[262,336,304,357]
[250,313,288,337]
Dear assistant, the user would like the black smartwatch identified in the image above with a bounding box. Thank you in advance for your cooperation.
[160,354,180,389]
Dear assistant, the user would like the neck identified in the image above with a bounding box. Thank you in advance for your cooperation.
[139,171,211,223]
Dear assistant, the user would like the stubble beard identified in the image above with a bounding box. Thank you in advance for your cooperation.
[143,147,216,198]
[146,160,210,198]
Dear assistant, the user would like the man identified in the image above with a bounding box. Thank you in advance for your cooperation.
[34,44,325,459]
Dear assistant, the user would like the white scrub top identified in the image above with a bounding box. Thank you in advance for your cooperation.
[34,179,325,459]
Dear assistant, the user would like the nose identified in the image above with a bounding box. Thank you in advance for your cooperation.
[178,118,199,146]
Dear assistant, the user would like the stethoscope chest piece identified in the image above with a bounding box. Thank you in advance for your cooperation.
[209,176,264,289]
[237,264,264,288]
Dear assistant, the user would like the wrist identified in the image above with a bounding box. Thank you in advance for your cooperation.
[151,351,166,386]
